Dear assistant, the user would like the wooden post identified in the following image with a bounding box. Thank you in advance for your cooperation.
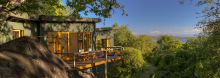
[105,50,108,78]
[36,22,41,41]
[92,23,96,51]
[73,52,76,68]
[67,32,70,53]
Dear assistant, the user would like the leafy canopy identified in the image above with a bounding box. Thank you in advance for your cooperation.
[64,0,127,18]
[113,24,136,47]
[1,0,126,17]
[0,0,126,42]
[157,35,183,52]
[133,35,156,55]
[0,0,65,15]
[109,47,146,78]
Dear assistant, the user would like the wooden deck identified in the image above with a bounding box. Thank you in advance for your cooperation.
[68,56,122,70]
[53,49,124,70]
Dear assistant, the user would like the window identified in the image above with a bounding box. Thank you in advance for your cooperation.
[78,32,92,52]
[12,29,24,39]
[47,32,92,54]
[47,32,69,55]
[101,38,112,47]
[96,38,102,49]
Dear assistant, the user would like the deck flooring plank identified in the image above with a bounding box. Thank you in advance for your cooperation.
[67,56,122,70]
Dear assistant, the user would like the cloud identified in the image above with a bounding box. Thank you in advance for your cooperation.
[132,32,139,35]
[148,31,163,36]
[134,28,202,37]
[183,28,202,35]
[150,31,161,35]
[192,29,202,33]
[147,29,201,37]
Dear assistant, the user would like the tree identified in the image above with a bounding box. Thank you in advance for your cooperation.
[1,0,126,17]
[109,47,145,78]
[147,35,183,78]
[64,0,127,18]
[203,20,220,48]
[0,0,65,31]
[0,0,65,16]
[0,0,66,43]
[0,0,126,42]
[132,35,156,55]
[181,0,220,20]
[0,0,126,30]
[148,35,220,78]
[111,24,157,78]
[113,24,136,47]
[156,35,183,53]
[193,20,220,78]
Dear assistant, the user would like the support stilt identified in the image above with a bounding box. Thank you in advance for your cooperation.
[105,51,108,78]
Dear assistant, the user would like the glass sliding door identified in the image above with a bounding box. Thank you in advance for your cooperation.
[12,29,24,39]
[47,32,92,54]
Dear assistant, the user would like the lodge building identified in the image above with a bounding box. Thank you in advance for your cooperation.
[3,14,123,70]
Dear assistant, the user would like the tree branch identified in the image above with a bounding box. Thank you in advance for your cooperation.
[8,6,19,12]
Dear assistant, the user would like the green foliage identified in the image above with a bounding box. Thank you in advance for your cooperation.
[110,1,220,78]
[181,0,220,20]
[64,0,127,18]
[109,47,145,78]
[1,0,127,17]
[113,24,156,52]
[113,24,136,47]
[110,24,158,78]
[145,36,182,78]
[177,37,220,78]
[0,0,126,43]
[147,35,220,78]
[0,0,64,15]
[132,35,156,55]
[156,35,183,53]
[123,47,146,70]
[204,20,220,48]
[0,0,66,38]
[183,37,207,50]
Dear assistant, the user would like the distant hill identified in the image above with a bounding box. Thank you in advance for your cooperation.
[175,36,194,43]
[150,35,194,43]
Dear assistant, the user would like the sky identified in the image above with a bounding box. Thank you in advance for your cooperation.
[63,0,203,37]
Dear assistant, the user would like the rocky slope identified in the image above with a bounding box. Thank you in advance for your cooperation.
[0,37,70,78]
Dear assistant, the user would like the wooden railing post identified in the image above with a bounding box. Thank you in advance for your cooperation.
[73,52,76,68]
[105,50,108,78]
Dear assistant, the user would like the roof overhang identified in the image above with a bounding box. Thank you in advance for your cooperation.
[39,15,101,23]
[96,27,113,32]
[6,15,101,23]
[6,16,36,23]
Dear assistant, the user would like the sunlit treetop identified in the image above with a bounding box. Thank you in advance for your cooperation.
[64,0,127,18]
[0,0,127,18]
[0,0,65,16]
[180,0,220,19]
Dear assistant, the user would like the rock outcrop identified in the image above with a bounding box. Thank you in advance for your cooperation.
[0,37,70,78]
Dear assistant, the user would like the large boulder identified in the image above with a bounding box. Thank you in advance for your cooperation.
[0,37,70,78]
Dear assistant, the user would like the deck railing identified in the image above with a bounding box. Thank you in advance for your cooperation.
[53,46,123,70]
